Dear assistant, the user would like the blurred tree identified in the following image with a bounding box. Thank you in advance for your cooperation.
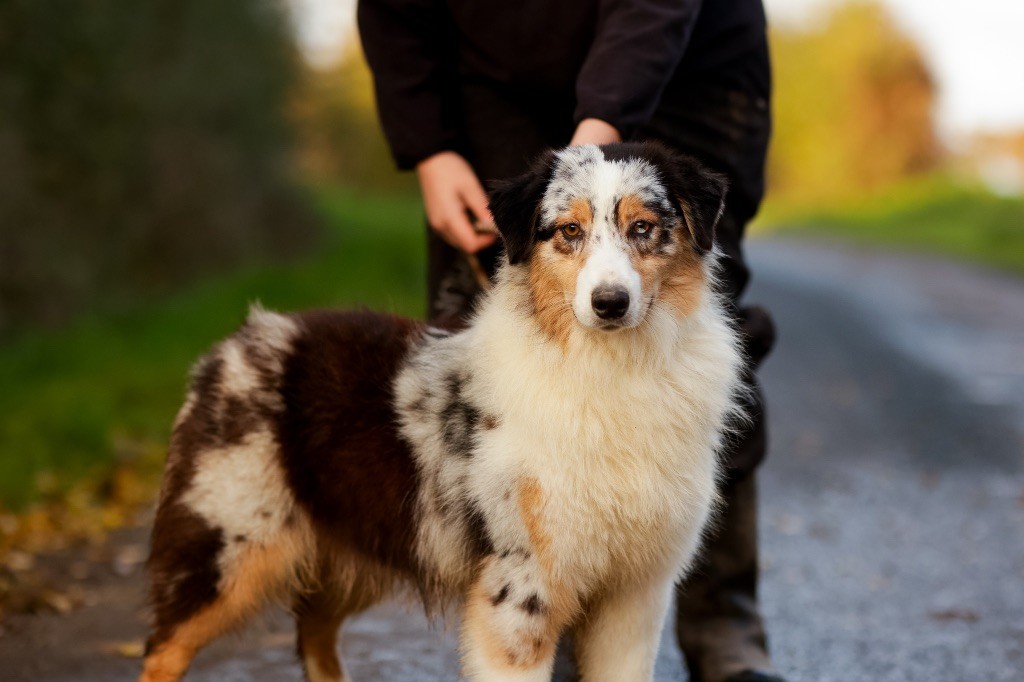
[290,39,413,192]
[0,0,316,337]
[768,1,941,206]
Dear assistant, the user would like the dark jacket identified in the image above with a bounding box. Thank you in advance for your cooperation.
[358,0,770,214]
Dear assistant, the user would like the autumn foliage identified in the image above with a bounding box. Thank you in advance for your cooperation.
[767,2,942,206]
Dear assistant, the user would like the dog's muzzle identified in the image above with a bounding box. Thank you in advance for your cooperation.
[591,285,630,322]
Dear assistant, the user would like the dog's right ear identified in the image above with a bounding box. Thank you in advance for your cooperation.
[487,151,555,265]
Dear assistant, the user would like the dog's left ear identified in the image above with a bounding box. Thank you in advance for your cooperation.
[487,151,555,265]
[661,152,729,254]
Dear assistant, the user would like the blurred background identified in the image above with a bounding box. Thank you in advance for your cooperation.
[0,1,1021,680]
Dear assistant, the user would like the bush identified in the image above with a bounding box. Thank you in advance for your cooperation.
[0,0,316,338]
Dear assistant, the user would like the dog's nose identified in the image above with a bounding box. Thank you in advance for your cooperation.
[591,286,630,320]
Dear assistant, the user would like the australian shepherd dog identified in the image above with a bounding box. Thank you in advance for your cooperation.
[140,142,745,682]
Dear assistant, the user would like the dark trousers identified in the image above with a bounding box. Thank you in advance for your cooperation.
[427,65,776,681]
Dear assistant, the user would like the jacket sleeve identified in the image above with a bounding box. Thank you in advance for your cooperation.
[356,0,459,170]
[575,0,704,136]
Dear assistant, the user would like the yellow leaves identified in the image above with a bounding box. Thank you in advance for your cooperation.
[767,1,941,209]
[0,459,158,624]
[100,640,146,658]
[0,459,161,574]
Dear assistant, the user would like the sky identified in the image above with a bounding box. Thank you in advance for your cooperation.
[289,0,1024,138]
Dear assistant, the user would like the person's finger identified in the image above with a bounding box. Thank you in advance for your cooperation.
[460,180,496,233]
[428,196,494,253]
[447,208,496,253]
[426,194,463,244]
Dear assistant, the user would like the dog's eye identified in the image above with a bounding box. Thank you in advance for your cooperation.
[561,223,582,239]
[631,220,654,236]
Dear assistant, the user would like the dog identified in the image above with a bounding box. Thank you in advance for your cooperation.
[140,142,745,682]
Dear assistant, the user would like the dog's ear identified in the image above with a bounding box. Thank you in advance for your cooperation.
[487,151,555,265]
[659,150,728,254]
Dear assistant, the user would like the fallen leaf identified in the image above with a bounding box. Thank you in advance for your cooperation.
[113,544,147,577]
[929,608,980,623]
[101,640,145,658]
[41,589,75,615]
[4,551,35,573]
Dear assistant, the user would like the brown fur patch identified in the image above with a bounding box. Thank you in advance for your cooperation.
[527,250,578,346]
[526,198,600,344]
[517,478,552,574]
[656,247,705,317]
[560,197,593,230]
[615,194,661,236]
[292,540,403,679]
[614,194,706,319]
[276,311,425,577]
[551,198,593,255]
[516,478,578,624]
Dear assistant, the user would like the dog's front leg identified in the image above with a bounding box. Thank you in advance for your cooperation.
[574,575,675,682]
[459,553,568,682]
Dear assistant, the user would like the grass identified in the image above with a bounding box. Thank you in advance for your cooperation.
[3,178,1021,513]
[0,187,425,511]
[758,179,1024,275]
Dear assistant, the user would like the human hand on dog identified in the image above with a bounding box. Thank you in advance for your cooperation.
[570,118,621,146]
[416,151,497,253]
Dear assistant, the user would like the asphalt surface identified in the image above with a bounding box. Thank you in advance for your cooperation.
[1,236,1022,681]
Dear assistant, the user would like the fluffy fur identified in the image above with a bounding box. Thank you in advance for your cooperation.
[140,142,745,682]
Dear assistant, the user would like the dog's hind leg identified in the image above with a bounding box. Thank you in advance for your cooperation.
[293,556,395,682]
[141,536,310,682]
[295,593,348,682]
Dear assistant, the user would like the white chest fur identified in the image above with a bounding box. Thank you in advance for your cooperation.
[394,276,743,596]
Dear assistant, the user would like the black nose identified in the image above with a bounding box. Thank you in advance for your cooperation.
[591,286,630,320]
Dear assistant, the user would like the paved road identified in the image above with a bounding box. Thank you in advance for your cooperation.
[2,237,1022,681]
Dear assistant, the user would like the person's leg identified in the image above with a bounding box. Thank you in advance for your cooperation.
[676,474,774,682]
[674,284,779,682]
[641,41,783,680]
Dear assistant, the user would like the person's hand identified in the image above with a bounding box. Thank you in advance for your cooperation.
[569,118,621,146]
[416,151,497,253]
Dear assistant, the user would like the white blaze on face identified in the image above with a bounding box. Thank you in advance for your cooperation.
[574,229,642,328]
[540,146,670,330]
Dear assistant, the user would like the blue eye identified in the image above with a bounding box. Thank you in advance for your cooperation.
[632,220,653,236]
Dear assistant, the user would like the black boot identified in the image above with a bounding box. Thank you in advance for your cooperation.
[675,471,782,682]
[676,305,783,682]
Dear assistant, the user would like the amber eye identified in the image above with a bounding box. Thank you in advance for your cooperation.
[631,220,654,236]
[561,223,582,239]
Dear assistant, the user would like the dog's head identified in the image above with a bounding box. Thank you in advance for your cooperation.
[488,142,727,338]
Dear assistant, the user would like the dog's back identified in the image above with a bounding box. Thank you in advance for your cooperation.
[144,307,427,681]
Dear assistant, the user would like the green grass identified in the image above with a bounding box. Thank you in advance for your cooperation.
[4,180,1021,512]
[759,180,1024,275]
[0,187,425,510]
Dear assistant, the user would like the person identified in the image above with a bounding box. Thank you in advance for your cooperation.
[358,1,781,680]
